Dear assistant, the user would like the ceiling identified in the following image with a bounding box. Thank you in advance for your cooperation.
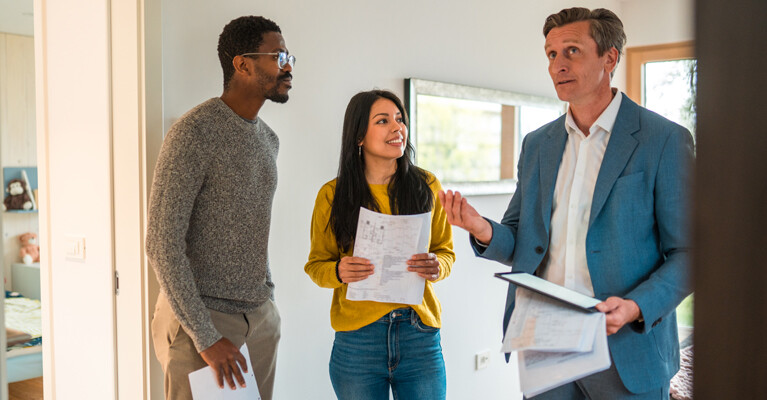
[0,0,34,36]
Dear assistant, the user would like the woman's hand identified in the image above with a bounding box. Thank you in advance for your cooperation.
[407,253,441,281]
[338,256,374,283]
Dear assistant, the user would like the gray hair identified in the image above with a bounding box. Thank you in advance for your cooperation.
[543,7,627,76]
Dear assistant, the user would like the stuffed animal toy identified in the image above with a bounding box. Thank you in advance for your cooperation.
[3,179,32,211]
[19,232,40,265]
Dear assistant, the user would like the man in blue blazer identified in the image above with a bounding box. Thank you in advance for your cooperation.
[440,7,694,399]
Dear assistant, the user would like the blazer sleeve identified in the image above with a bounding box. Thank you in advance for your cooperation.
[625,125,695,333]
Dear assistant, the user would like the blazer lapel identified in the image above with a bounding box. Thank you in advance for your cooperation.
[539,118,568,233]
[589,97,640,228]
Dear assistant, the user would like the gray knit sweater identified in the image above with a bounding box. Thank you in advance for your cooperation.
[147,98,279,351]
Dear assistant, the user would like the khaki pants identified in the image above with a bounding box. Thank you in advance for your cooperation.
[151,293,281,400]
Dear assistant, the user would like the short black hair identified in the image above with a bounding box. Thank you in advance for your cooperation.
[217,16,281,90]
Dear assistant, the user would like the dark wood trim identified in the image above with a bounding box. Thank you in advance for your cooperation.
[693,0,767,398]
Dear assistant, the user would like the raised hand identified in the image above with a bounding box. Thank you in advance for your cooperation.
[438,190,493,244]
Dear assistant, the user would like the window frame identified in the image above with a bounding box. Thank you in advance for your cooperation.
[404,78,565,195]
[625,41,695,105]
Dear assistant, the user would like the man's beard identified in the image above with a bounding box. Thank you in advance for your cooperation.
[264,72,291,103]
[266,91,289,103]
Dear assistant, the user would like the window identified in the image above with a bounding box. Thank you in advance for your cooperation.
[405,79,565,195]
[415,95,502,183]
[626,41,696,138]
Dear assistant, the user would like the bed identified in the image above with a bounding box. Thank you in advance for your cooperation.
[5,289,43,383]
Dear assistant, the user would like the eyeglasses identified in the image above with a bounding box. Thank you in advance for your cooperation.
[240,52,296,70]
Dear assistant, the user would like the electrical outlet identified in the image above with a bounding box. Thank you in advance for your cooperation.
[475,349,491,370]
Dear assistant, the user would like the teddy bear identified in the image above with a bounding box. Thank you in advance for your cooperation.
[3,179,33,211]
[19,232,40,265]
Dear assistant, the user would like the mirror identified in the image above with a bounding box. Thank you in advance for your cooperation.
[405,78,565,195]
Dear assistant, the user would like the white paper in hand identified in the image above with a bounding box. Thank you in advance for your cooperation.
[501,288,610,397]
[188,343,261,400]
[516,312,610,398]
[502,289,598,353]
[346,207,431,305]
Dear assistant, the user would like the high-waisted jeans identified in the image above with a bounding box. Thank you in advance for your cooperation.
[329,308,446,400]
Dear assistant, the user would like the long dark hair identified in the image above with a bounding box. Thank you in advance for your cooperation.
[330,90,434,252]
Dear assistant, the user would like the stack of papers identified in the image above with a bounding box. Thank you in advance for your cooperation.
[500,276,611,397]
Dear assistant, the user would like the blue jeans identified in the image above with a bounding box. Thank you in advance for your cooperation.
[329,308,446,400]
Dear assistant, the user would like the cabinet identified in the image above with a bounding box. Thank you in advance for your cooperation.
[1,33,38,291]
[11,262,40,300]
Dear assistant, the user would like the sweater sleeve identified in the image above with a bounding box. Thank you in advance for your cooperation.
[428,177,455,282]
[146,123,222,352]
[304,182,345,289]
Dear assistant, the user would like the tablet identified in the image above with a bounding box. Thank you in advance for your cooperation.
[494,271,601,312]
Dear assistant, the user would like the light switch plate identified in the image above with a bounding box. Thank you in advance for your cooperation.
[65,236,86,261]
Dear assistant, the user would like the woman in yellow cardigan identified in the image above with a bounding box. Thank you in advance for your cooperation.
[305,90,455,400]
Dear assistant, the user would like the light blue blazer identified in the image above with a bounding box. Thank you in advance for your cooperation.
[474,95,694,393]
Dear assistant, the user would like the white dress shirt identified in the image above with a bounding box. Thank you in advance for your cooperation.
[540,90,623,297]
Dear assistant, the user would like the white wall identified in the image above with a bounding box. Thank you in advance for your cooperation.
[622,0,695,47]
[160,1,691,399]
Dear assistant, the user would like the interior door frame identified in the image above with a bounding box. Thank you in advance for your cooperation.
[32,0,163,398]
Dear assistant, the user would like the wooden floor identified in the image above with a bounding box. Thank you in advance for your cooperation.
[9,377,43,400]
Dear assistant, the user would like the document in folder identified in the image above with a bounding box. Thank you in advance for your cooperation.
[517,309,610,397]
[494,272,601,312]
[498,278,611,397]
[502,289,600,353]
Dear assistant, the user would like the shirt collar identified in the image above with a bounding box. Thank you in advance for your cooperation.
[564,89,623,137]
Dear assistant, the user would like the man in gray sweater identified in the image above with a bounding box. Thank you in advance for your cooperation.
[147,15,294,400]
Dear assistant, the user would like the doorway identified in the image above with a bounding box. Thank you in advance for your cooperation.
[0,1,43,398]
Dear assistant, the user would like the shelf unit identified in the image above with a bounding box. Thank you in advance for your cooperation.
[2,167,39,290]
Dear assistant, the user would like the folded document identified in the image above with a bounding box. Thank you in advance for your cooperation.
[188,343,261,400]
[501,282,611,397]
